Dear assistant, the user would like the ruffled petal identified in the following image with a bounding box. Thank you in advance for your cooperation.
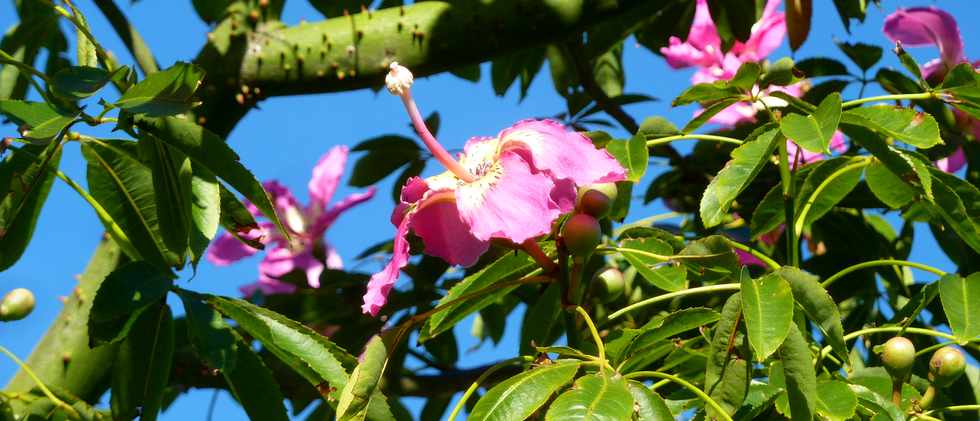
[411,194,489,267]
[733,0,785,61]
[936,147,966,173]
[706,102,758,128]
[362,215,412,316]
[259,246,325,289]
[551,178,578,213]
[308,146,348,210]
[207,231,261,266]
[263,180,306,233]
[883,7,964,68]
[499,119,627,185]
[456,152,562,243]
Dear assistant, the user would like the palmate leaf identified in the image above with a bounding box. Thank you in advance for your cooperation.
[544,374,633,421]
[49,65,114,100]
[618,237,686,292]
[0,143,61,271]
[842,106,942,149]
[625,308,720,359]
[815,379,857,421]
[605,133,648,182]
[700,125,781,228]
[776,267,848,364]
[468,361,580,421]
[779,92,841,154]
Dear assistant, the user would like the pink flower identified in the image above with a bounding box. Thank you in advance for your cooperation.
[362,63,626,316]
[884,6,979,173]
[208,146,376,296]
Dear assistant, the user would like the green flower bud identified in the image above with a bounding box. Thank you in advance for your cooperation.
[0,288,35,321]
[880,336,915,381]
[929,346,966,387]
[593,268,625,303]
[562,213,601,256]
[578,190,612,219]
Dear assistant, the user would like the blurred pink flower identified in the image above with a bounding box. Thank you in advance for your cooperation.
[208,146,376,296]
[362,64,626,316]
[884,6,979,173]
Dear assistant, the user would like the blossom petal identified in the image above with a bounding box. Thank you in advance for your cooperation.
[308,146,349,209]
[659,0,722,68]
[733,0,785,61]
[311,187,376,237]
[936,147,966,173]
[362,216,412,316]
[735,249,768,268]
[326,245,344,269]
[883,7,964,69]
[499,119,626,185]
[259,247,324,289]
[263,180,306,233]
[456,152,561,243]
[411,195,489,267]
[207,232,260,266]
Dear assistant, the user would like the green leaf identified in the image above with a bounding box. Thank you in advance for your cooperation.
[673,81,742,106]
[115,62,204,116]
[705,0,759,49]
[876,68,922,95]
[222,330,290,421]
[191,0,234,22]
[848,384,904,421]
[188,164,220,267]
[893,44,924,82]
[544,374,633,421]
[741,271,793,361]
[491,47,546,99]
[627,381,672,420]
[866,160,917,208]
[593,42,625,98]
[82,139,177,267]
[795,156,865,231]
[468,361,580,421]
[705,293,750,418]
[605,134,648,182]
[207,295,355,398]
[140,133,191,267]
[87,261,173,346]
[217,183,263,249]
[50,66,112,100]
[776,267,848,364]
[795,58,850,78]
[134,116,290,241]
[759,57,801,87]
[939,272,980,342]
[422,248,543,340]
[349,135,421,187]
[176,289,236,371]
[520,282,563,355]
[775,324,817,420]
[728,62,762,91]
[815,379,857,421]
[779,92,841,154]
[110,303,174,421]
[700,126,780,227]
[0,144,60,271]
[618,237,687,292]
[846,129,932,200]
[835,41,882,71]
[638,117,680,138]
[336,336,387,421]
[679,235,740,284]
[732,381,781,420]
[842,106,942,149]
[681,98,740,134]
[0,100,74,141]
[750,183,785,240]
[930,175,980,254]
[628,308,720,357]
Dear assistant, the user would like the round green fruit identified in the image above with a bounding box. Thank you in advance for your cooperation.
[593,268,625,303]
[929,346,966,387]
[880,336,915,381]
[578,190,612,218]
[562,213,601,256]
[0,288,35,321]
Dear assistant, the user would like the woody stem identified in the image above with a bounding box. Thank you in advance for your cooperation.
[521,239,558,273]
[399,93,477,182]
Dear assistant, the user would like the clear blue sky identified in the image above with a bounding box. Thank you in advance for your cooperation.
[1,0,977,419]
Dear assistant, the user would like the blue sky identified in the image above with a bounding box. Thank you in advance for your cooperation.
[1,0,978,419]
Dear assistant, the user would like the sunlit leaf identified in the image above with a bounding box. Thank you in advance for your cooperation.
[700,125,780,227]
[469,361,580,421]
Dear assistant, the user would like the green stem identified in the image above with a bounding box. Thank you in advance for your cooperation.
[817,327,959,361]
[776,135,798,266]
[613,212,683,237]
[0,346,80,420]
[821,259,947,288]
[793,158,870,238]
[723,238,781,270]
[842,92,936,108]
[646,134,743,148]
[446,357,533,421]
[574,307,606,370]
[606,283,740,321]
[624,371,733,421]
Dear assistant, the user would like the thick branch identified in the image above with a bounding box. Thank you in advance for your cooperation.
[194,0,664,135]
[4,237,123,408]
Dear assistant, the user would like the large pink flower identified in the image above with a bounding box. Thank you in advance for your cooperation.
[361,64,626,316]
[883,6,979,173]
[208,146,376,296]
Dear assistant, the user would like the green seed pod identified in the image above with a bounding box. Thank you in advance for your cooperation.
[0,288,36,321]
[578,190,612,219]
[929,346,966,387]
[593,267,625,303]
[880,336,916,381]
[562,213,601,256]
